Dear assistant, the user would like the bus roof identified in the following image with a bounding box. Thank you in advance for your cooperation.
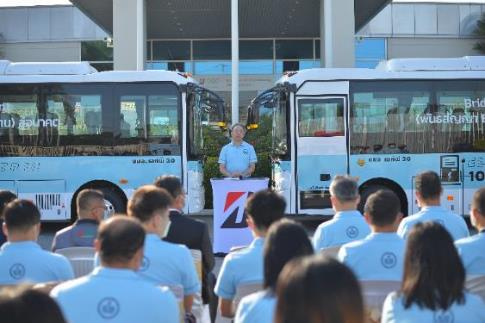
[0,60,196,85]
[277,56,485,89]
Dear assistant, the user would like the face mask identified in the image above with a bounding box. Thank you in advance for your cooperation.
[162,220,171,238]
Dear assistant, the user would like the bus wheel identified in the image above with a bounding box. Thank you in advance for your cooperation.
[358,184,388,214]
[98,187,126,220]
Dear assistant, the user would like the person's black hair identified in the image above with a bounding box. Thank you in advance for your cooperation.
[97,216,145,265]
[415,171,442,200]
[76,189,104,212]
[0,286,66,323]
[127,185,173,223]
[275,255,365,323]
[154,176,183,200]
[3,200,40,233]
[0,191,16,219]
[263,219,313,290]
[401,222,465,310]
[364,189,401,227]
[245,190,285,231]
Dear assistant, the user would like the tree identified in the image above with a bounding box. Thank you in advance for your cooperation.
[474,13,485,53]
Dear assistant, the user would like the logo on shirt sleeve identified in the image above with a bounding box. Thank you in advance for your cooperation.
[139,256,150,272]
[381,252,397,269]
[434,310,454,323]
[97,297,120,319]
[9,263,26,280]
[345,226,359,239]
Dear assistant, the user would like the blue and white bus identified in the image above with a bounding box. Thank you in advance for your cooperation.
[247,56,485,216]
[0,60,225,220]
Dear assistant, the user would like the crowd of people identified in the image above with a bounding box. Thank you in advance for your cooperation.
[0,171,484,323]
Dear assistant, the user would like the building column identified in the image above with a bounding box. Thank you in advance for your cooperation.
[113,0,146,70]
[320,0,355,68]
[231,0,239,125]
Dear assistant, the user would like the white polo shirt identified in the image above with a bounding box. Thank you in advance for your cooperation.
[313,210,370,251]
[215,238,264,300]
[0,241,74,284]
[138,234,200,296]
[397,206,469,241]
[455,230,485,276]
[235,290,275,323]
[51,267,179,323]
[338,232,405,281]
[381,291,485,323]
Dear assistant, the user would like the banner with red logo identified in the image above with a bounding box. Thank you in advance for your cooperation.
[211,178,269,253]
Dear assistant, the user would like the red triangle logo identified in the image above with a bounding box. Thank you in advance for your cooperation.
[224,192,245,212]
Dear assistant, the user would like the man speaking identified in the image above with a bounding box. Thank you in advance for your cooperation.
[218,123,257,178]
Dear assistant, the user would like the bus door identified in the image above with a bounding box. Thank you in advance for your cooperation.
[295,82,349,215]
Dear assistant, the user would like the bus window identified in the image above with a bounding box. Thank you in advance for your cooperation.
[0,91,38,149]
[147,95,179,144]
[47,94,102,137]
[436,82,485,152]
[350,81,432,154]
[120,96,147,138]
[298,99,344,137]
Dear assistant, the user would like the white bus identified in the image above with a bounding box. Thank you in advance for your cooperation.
[0,60,225,220]
[247,56,485,216]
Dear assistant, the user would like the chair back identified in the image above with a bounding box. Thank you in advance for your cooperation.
[55,247,95,278]
[234,282,264,312]
[163,284,185,323]
[360,280,400,323]
[320,245,342,258]
[466,276,485,302]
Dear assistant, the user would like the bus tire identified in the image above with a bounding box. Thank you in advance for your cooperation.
[98,187,126,219]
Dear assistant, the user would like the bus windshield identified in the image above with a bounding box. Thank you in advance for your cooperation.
[187,84,225,157]
[248,86,289,158]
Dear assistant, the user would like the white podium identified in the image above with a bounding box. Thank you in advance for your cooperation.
[211,178,269,254]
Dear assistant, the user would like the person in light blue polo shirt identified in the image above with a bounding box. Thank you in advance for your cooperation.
[219,123,257,178]
[0,200,74,284]
[338,189,404,281]
[215,190,285,318]
[455,187,485,276]
[127,185,200,315]
[235,219,314,323]
[381,222,485,323]
[313,175,370,251]
[51,216,179,323]
[397,171,469,240]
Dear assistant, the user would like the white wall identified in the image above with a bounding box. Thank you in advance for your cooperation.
[388,37,482,58]
[0,42,80,62]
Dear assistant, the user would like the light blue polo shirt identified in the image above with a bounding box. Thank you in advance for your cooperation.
[235,290,275,323]
[397,206,469,241]
[215,238,264,300]
[381,291,485,323]
[338,232,405,281]
[218,141,257,175]
[312,210,371,251]
[0,241,74,284]
[455,230,485,276]
[138,234,200,296]
[51,267,179,323]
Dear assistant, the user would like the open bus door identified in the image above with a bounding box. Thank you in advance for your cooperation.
[295,82,349,215]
